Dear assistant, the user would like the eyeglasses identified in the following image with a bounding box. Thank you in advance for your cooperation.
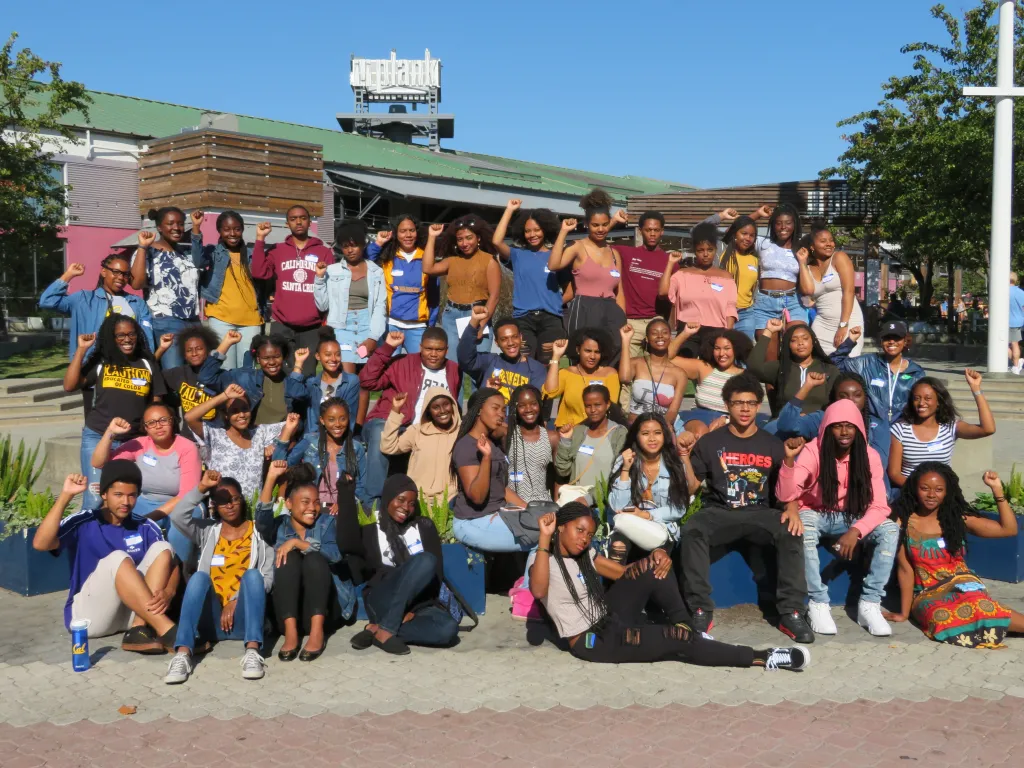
[114,332,138,341]
[728,400,760,408]
[215,496,243,506]
[105,268,131,278]
[144,417,172,428]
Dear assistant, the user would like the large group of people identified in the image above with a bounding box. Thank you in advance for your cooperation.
[34,191,1022,685]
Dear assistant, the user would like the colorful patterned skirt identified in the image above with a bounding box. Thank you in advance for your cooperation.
[911,572,1011,649]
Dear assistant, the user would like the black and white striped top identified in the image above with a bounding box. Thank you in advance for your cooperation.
[890,421,959,476]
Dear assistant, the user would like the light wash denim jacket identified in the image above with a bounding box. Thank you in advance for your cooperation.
[608,457,686,542]
[313,260,388,340]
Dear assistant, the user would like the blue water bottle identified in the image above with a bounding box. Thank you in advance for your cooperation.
[70,619,90,672]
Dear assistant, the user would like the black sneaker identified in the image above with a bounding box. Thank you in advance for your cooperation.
[121,626,165,654]
[778,611,815,644]
[763,646,811,672]
[689,608,714,634]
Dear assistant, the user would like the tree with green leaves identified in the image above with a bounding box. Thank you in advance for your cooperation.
[0,32,90,335]
[824,1,1024,327]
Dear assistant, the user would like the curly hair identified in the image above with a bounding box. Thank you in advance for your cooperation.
[892,462,976,556]
[902,377,960,426]
[569,326,614,367]
[614,413,688,511]
[83,314,155,370]
[698,329,753,368]
[508,208,561,248]
[767,202,802,246]
[579,188,613,220]
[819,425,874,526]
[334,219,368,251]
[177,323,219,359]
[377,214,425,265]
[437,215,497,259]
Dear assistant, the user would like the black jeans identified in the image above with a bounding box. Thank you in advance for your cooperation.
[364,552,459,646]
[272,550,334,632]
[569,566,755,666]
[271,321,327,377]
[516,310,564,363]
[678,505,807,614]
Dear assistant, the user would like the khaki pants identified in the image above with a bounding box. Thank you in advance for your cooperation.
[71,541,173,637]
[620,317,658,409]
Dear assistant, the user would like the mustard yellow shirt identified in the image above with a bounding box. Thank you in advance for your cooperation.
[211,522,254,606]
[544,368,621,428]
[206,252,263,326]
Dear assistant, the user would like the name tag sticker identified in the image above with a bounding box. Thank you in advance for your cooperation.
[544,267,552,273]
[901,374,914,381]
[124,534,143,546]
[609,270,621,278]
[141,454,158,467]
[210,554,226,566]
[131,378,148,386]
[340,344,353,351]
[747,264,759,272]
[304,254,319,263]
[927,442,942,452]
[821,274,835,283]
[936,537,946,549]
[710,283,724,292]
[578,445,595,456]
[391,269,405,277]
[408,539,424,555]
[870,378,885,387]
[509,471,524,482]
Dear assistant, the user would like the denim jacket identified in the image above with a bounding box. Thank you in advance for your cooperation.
[830,340,925,426]
[608,457,686,541]
[198,351,308,416]
[254,500,356,618]
[313,260,387,340]
[285,371,360,437]
[190,234,257,304]
[39,281,154,358]
[271,432,370,510]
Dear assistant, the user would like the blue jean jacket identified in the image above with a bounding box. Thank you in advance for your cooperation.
[198,351,308,417]
[830,340,925,426]
[285,371,360,437]
[313,260,388,339]
[39,281,154,358]
[607,457,686,542]
[190,235,256,304]
[271,432,370,511]
[254,500,356,619]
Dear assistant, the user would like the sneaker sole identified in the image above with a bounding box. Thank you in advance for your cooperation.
[123,641,169,654]
[242,671,265,680]
[777,624,816,644]
[857,619,892,637]
[163,675,189,685]
[791,645,812,671]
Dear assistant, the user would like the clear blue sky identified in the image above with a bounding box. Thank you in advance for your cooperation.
[7,0,962,188]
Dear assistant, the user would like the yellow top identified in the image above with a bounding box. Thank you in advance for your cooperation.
[722,251,759,310]
[206,252,263,326]
[210,522,254,606]
[543,368,621,428]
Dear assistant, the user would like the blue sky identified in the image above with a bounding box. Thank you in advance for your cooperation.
[7,0,969,188]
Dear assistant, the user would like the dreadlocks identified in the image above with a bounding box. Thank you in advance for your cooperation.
[819,426,874,526]
[317,397,356,503]
[551,502,607,629]
[892,462,976,557]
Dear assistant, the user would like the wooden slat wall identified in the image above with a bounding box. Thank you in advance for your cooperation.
[138,130,324,216]
[627,180,874,228]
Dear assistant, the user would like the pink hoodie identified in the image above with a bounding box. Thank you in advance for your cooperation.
[775,399,890,537]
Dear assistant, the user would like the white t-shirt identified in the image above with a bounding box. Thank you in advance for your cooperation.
[413,365,451,424]
[376,520,426,566]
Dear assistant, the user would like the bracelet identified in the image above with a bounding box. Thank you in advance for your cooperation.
[972,390,984,396]
[536,547,550,555]
[995,496,1006,502]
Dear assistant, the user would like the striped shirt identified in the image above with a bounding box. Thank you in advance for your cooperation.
[890,421,958,476]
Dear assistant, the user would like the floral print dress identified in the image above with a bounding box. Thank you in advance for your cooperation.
[201,423,284,502]
[138,245,200,320]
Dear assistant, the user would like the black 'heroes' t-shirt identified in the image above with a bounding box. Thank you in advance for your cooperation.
[690,427,784,510]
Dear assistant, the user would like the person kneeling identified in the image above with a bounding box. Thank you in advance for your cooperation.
[529,504,809,671]
[164,470,275,684]
[347,475,459,655]
[32,461,179,654]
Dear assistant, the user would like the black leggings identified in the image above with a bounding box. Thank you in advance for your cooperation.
[272,550,334,633]
[568,565,755,667]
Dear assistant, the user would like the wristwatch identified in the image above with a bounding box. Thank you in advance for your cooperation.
[839,321,849,328]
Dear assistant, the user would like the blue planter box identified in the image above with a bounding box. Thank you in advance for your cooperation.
[708,545,856,609]
[966,512,1024,583]
[356,542,487,620]
[0,522,69,597]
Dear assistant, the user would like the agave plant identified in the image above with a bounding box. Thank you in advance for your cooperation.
[0,436,45,503]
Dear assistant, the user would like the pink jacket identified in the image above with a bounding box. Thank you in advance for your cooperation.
[111,435,201,497]
[775,399,890,537]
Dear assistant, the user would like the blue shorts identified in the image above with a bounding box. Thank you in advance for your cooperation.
[749,291,809,330]
[334,308,371,364]
[733,307,757,340]
[675,407,728,430]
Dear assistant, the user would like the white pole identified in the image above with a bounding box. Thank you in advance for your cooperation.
[987,0,1016,372]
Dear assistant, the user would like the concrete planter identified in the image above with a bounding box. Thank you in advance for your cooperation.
[0,522,69,596]
[966,512,1024,583]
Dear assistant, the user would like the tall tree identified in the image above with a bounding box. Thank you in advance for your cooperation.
[824,1,1024,321]
[0,32,90,334]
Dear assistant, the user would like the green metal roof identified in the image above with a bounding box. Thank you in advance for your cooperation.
[45,90,695,201]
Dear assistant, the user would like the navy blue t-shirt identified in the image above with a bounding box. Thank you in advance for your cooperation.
[508,247,563,317]
[57,510,165,629]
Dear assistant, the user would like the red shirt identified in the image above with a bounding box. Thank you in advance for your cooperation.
[251,236,332,327]
[617,245,673,319]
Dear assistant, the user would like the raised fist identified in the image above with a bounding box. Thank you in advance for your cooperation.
[391,392,408,413]
[293,347,310,367]
[62,474,88,496]
[77,333,96,350]
[551,338,568,360]
[223,383,247,400]
[190,210,205,228]
[315,261,327,279]
[385,330,405,349]
[561,218,578,232]
[64,263,86,280]
[375,230,393,247]
[107,417,133,436]
[506,199,522,211]
[428,223,445,238]
[765,318,785,335]
[784,437,806,461]
[256,222,272,241]
[199,469,221,493]
[138,230,156,248]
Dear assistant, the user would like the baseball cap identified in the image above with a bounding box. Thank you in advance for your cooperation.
[880,319,908,338]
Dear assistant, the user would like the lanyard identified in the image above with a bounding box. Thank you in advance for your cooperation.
[886,359,904,421]
[643,356,667,411]
[799,365,809,387]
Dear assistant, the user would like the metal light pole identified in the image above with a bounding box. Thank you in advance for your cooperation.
[964,0,1021,372]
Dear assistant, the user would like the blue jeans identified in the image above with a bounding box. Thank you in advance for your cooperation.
[206,318,262,370]
[748,291,809,330]
[799,510,900,605]
[152,316,195,370]
[81,426,119,510]
[173,569,266,652]
[439,306,491,362]
[453,514,533,553]
[363,417,388,503]
[364,552,459,644]
[387,323,426,354]
[734,307,757,340]
[131,495,198,562]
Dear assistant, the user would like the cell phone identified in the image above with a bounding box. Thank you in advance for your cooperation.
[782,308,791,324]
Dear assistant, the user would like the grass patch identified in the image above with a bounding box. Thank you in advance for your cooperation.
[0,345,68,379]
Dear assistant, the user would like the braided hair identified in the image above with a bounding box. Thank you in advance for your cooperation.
[249,333,290,373]
[96,254,131,290]
[317,397,356,503]
[505,384,545,500]
[616,413,688,512]
[892,462,975,557]
[551,503,607,629]
[83,314,155,370]
[819,424,874,526]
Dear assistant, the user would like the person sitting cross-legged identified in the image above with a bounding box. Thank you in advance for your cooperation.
[32,462,180,654]
[676,373,814,643]
[346,474,460,655]
[163,470,275,685]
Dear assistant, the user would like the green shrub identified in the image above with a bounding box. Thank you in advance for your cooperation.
[974,464,1024,516]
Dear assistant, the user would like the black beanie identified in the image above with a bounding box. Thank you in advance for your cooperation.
[380,474,419,519]
[99,459,143,495]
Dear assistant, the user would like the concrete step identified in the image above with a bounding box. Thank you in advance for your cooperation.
[0,412,84,427]
[1,388,80,405]
[0,396,83,415]
[0,379,64,397]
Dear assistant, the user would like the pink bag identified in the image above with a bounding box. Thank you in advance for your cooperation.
[509,576,543,622]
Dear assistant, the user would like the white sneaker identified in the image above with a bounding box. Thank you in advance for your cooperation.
[763,646,811,672]
[1014,362,1024,375]
[857,600,892,636]
[240,648,266,680]
[807,600,837,635]
[163,651,193,684]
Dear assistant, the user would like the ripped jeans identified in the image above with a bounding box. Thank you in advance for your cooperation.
[568,563,755,667]
[799,510,900,605]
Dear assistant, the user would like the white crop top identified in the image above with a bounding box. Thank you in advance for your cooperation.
[756,238,799,282]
